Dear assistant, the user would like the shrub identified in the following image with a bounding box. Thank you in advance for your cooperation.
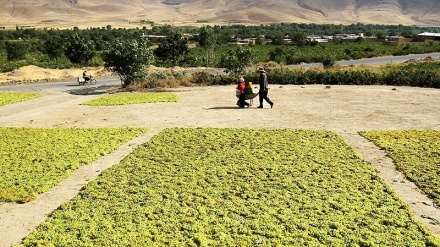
[322,54,336,68]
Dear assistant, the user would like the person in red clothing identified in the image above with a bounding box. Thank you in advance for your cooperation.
[236,77,250,108]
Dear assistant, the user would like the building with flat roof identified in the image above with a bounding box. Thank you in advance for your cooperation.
[417,32,440,41]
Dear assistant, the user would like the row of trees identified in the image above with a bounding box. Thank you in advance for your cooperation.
[3,33,95,62]
[3,22,440,44]
[2,23,440,86]
[0,29,191,82]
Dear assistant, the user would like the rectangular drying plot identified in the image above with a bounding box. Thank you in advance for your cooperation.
[20,128,439,246]
[0,127,148,203]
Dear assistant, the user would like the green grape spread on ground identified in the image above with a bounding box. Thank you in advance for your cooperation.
[0,92,42,106]
[18,128,440,246]
[81,92,178,106]
[0,127,148,203]
[360,130,440,207]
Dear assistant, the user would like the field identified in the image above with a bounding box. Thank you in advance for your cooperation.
[0,83,439,246]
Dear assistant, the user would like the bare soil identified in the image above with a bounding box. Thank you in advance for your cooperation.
[0,66,114,85]
[2,0,440,29]
[0,83,439,246]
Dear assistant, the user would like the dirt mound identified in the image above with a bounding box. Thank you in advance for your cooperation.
[0,66,114,85]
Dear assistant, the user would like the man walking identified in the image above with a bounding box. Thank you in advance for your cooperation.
[257,67,274,108]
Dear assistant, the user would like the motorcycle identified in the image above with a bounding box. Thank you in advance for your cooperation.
[78,75,97,85]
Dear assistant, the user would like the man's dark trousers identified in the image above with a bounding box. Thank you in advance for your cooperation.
[259,89,273,107]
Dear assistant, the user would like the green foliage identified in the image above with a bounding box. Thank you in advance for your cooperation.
[266,31,285,45]
[322,54,336,68]
[255,35,264,45]
[154,30,188,67]
[202,61,440,88]
[0,92,42,106]
[269,47,287,64]
[19,128,440,246]
[0,48,78,73]
[290,32,307,46]
[382,62,440,88]
[81,92,178,106]
[198,26,217,67]
[198,26,217,48]
[44,36,65,61]
[90,58,436,89]
[360,130,440,206]
[376,31,386,40]
[64,33,96,65]
[0,127,148,203]
[0,28,123,72]
[219,46,252,76]
[1,26,440,74]
[1,26,440,72]
[102,38,154,86]
[5,41,28,60]
[188,71,236,86]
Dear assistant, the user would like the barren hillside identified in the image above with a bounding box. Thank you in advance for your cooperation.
[0,0,439,28]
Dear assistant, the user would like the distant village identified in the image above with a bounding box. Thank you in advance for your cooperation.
[142,32,440,46]
[226,31,440,46]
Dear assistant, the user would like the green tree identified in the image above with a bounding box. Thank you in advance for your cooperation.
[198,26,217,67]
[154,30,188,67]
[268,32,285,45]
[44,36,65,61]
[102,38,154,86]
[290,32,307,46]
[219,46,252,76]
[5,41,28,60]
[269,47,287,64]
[255,35,264,45]
[375,31,386,40]
[64,33,95,65]
[400,30,415,38]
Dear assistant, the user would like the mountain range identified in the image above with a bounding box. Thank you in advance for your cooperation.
[1,0,440,29]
